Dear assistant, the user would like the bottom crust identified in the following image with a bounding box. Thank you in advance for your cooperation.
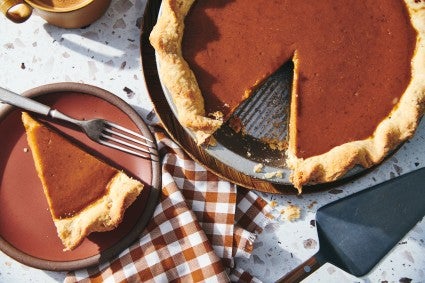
[55,172,144,251]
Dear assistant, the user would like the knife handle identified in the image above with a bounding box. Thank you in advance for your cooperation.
[276,254,324,283]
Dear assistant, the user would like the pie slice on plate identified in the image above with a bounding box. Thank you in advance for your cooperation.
[150,0,425,191]
[22,112,144,250]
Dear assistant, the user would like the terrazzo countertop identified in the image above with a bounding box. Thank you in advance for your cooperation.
[0,1,424,282]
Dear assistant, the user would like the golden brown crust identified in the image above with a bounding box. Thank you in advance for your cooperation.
[54,172,143,251]
[150,0,425,192]
[149,0,222,144]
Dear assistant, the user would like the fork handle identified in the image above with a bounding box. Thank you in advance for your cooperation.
[0,87,51,116]
[0,87,80,125]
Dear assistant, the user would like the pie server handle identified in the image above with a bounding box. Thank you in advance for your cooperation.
[276,253,325,283]
[0,87,51,116]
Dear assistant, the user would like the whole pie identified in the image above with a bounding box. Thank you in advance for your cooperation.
[22,112,144,250]
[150,0,425,191]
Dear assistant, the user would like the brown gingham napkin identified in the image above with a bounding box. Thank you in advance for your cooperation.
[65,127,272,282]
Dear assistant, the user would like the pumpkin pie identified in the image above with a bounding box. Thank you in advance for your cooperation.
[150,0,425,191]
[22,112,144,250]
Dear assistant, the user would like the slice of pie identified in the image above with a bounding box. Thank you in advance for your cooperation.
[150,0,425,191]
[22,112,144,250]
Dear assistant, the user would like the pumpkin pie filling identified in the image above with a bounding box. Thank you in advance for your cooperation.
[28,119,118,219]
[182,0,416,159]
[22,112,144,250]
[150,0,425,190]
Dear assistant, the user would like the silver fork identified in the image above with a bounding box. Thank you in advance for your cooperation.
[0,87,156,160]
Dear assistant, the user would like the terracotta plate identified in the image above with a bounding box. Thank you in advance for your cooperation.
[0,83,161,271]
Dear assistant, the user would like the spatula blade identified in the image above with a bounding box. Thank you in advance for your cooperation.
[316,167,425,276]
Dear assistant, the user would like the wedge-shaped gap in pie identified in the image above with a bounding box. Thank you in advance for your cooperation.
[214,61,293,167]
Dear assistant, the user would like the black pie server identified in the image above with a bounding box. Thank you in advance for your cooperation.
[278,167,425,282]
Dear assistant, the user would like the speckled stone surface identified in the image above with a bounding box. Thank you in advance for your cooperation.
[0,1,424,282]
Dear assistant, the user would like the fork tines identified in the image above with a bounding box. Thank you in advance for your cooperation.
[100,121,157,160]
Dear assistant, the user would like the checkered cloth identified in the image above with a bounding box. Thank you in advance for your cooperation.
[65,128,272,282]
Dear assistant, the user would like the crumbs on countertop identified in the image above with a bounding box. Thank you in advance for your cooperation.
[280,204,301,222]
[268,200,301,222]
[269,200,278,208]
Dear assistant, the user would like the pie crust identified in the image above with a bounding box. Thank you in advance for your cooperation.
[150,0,425,192]
[22,112,144,250]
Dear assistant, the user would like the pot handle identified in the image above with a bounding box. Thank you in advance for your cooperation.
[0,0,32,23]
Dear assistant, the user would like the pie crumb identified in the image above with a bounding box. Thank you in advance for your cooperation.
[264,170,284,179]
[206,137,217,147]
[253,163,264,173]
[261,137,288,151]
[269,200,278,208]
[281,204,301,221]
[23,147,29,153]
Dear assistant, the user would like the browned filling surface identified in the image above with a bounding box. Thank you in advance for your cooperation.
[28,121,117,219]
[182,0,416,158]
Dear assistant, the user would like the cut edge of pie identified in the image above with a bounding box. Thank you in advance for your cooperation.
[22,112,144,250]
[150,0,425,192]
